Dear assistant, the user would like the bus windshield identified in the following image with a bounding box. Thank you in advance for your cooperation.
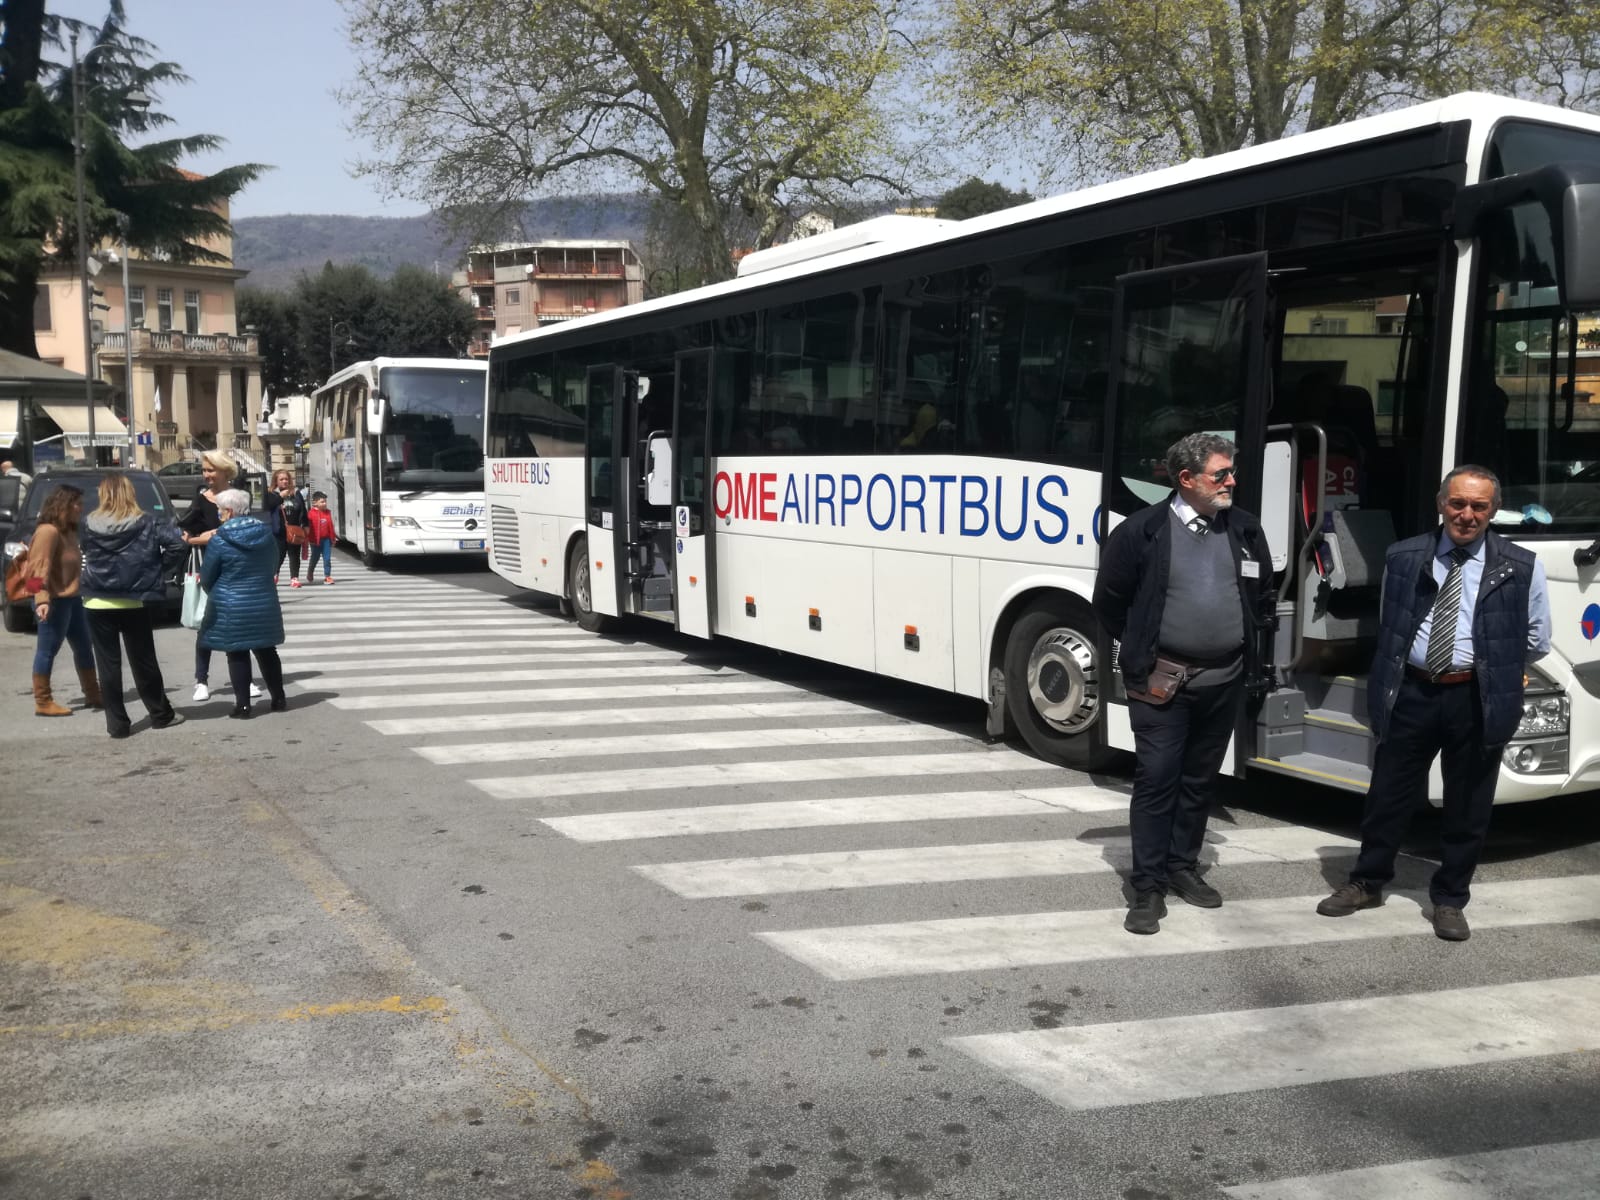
[377,366,486,491]
[1465,122,1600,534]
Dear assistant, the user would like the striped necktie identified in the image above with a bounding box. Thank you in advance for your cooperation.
[1188,515,1210,536]
[1424,546,1472,674]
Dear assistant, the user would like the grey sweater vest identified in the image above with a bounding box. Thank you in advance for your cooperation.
[1158,509,1245,664]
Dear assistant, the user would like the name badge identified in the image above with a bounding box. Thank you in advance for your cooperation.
[1240,560,1260,579]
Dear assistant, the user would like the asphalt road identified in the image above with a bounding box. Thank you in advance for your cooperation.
[2,548,1598,1200]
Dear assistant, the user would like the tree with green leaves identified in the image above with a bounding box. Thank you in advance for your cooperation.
[341,0,918,283]
[935,177,1033,220]
[0,1,264,356]
[940,0,1600,180]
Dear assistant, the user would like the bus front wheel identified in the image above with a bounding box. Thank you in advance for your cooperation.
[1002,600,1112,769]
[567,539,614,634]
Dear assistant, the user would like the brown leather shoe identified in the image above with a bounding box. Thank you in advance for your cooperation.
[32,673,71,717]
[77,667,102,709]
[1316,881,1382,917]
[1431,905,1470,941]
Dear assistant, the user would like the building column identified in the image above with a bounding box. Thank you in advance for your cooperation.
[215,368,238,454]
[130,364,157,469]
[169,368,192,453]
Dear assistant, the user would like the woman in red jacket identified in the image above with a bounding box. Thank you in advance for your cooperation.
[306,491,338,584]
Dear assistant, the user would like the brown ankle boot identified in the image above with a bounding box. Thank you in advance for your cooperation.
[33,673,72,717]
[77,667,103,709]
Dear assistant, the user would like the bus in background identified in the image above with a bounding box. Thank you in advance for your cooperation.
[308,358,489,564]
[484,92,1600,804]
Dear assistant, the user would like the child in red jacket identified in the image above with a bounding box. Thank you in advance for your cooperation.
[307,492,337,584]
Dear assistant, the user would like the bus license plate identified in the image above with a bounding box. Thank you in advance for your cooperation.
[459,539,486,550]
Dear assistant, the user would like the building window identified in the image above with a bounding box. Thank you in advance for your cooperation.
[128,285,145,328]
[156,288,173,332]
[33,284,51,331]
[506,288,520,306]
[184,289,201,334]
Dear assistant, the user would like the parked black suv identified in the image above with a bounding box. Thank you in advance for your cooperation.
[155,459,204,508]
[2,467,185,633]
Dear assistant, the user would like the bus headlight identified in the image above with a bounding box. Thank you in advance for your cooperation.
[382,516,421,528]
[1516,694,1569,738]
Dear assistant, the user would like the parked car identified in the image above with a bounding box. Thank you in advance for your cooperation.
[1,467,186,633]
[155,459,204,509]
[0,474,22,564]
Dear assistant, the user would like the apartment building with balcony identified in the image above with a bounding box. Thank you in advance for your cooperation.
[453,240,644,357]
[31,186,265,469]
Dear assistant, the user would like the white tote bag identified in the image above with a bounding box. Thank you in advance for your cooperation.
[180,547,208,629]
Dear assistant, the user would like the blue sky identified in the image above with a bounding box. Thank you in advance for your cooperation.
[52,0,427,218]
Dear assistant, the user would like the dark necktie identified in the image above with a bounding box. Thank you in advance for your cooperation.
[1425,546,1472,674]
[1188,515,1210,536]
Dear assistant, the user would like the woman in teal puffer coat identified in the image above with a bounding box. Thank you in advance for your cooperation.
[193,487,287,718]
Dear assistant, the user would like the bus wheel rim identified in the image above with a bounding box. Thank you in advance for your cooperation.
[575,557,591,613]
[1025,627,1099,735]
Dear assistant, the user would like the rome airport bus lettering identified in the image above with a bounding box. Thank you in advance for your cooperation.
[711,470,1097,544]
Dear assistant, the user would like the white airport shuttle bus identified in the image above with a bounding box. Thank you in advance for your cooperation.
[485,93,1600,803]
[309,357,489,563]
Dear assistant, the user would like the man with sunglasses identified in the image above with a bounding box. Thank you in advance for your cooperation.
[1094,432,1276,934]
[1317,465,1549,940]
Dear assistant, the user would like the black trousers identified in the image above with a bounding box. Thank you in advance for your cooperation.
[1352,675,1501,908]
[86,606,175,736]
[1127,677,1244,894]
[226,647,285,708]
[275,536,302,581]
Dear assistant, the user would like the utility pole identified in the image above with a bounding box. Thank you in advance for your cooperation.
[70,31,98,462]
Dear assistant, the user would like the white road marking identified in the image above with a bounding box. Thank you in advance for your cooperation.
[278,649,684,669]
[635,825,1355,898]
[279,618,542,633]
[473,749,1054,800]
[757,876,1600,980]
[282,628,587,646]
[1221,1139,1600,1200]
[542,787,1129,842]
[364,699,871,736]
[278,637,608,657]
[419,723,954,765]
[299,664,731,689]
[950,974,1600,1112]
[329,679,802,710]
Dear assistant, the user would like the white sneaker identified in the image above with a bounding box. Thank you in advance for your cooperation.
[192,682,210,702]
[249,683,263,699]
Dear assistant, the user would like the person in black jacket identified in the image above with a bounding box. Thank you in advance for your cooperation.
[264,469,308,587]
[1092,432,1275,934]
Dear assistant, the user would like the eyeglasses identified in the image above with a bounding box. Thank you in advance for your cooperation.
[1198,467,1238,482]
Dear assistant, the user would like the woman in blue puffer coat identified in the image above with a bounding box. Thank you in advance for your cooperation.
[193,487,287,718]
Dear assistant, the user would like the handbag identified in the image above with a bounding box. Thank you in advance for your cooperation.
[180,547,209,629]
[5,553,38,604]
[284,521,309,546]
[1123,655,1191,706]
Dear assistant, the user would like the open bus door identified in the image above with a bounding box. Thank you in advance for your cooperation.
[1101,253,1274,768]
[582,363,626,621]
[670,348,714,638]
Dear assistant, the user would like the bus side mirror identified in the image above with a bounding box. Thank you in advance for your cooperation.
[1455,162,1600,308]
[645,433,672,506]
[1560,182,1600,308]
[369,393,390,434]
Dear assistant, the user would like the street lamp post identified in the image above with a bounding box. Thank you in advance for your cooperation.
[70,31,97,463]
[116,216,135,466]
[329,319,355,377]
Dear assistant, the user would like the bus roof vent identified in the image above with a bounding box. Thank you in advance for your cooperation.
[735,215,957,278]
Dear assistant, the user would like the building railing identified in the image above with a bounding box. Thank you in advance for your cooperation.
[100,329,260,357]
[531,259,626,277]
[475,305,496,321]
[466,269,494,284]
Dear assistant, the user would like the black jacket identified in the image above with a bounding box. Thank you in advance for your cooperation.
[80,511,185,603]
[1092,496,1276,691]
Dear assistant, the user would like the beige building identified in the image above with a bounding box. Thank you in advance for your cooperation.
[31,188,264,469]
[453,240,644,358]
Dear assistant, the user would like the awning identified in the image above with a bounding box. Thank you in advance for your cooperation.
[38,402,127,448]
[0,399,17,446]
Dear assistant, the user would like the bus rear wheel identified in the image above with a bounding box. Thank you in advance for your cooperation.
[567,539,614,634]
[1002,600,1112,769]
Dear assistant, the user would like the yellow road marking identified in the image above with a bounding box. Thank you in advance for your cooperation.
[1,993,451,1040]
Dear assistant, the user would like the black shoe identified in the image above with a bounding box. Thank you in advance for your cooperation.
[228,705,251,720]
[1431,904,1470,941]
[1124,890,1167,935]
[1316,881,1382,917]
[151,711,186,730]
[269,696,288,713]
[1168,868,1222,908]
[107,724,131,739]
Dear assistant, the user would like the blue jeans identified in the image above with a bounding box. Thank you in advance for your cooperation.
[33,594,95,676]
[315,538,333,577]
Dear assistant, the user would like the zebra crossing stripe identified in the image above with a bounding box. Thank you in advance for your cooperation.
[473,749,1055,800]
[329,679,802,710]
[419,723,955,765]
[1221,1138,1600,1199]
[276,648,684,669]
[543,786,1130,842]
[279,638,606,658]
[284,628,588,646]
[755,876,1599,980]
[279,618,539,632]
[281,603,534,617]
[949,974,1598,1112]
[365,698,870,736]
[300,663,726,689]
[634,825,1357,898]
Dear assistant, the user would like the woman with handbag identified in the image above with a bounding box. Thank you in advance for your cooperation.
[178,451,258,703]
[197,487,287,718]
[23,484,100,716]
[266,469,308,587]
[80,474,187,738]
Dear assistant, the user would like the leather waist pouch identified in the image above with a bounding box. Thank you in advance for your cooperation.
[1124,655,1190,706]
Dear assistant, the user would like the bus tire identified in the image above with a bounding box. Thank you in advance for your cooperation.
[1002,599,1111,769]
[567,538,614,634]
[361,544,383,571]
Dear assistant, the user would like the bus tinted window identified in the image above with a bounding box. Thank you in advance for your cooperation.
[378,367,486,488]
[491,354,582,458]
[756,290,877,455]
[881,272,962,454]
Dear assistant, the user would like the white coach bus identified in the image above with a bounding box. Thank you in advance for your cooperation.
[485,93,1600,803]
[309,357,489,563]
